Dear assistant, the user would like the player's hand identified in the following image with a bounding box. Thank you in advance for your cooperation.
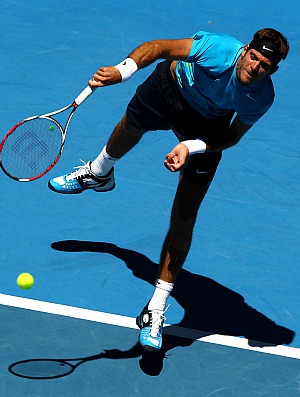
[88,66,122,87]
[164,143,189,172]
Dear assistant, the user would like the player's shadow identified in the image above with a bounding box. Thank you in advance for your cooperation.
[51,240,295,376]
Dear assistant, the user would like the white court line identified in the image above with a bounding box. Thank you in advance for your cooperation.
[0,293,299,360]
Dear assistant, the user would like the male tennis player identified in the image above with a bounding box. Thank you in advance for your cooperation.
[49,28,289,352]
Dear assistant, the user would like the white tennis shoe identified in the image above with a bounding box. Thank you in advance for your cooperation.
[48,160,115,194]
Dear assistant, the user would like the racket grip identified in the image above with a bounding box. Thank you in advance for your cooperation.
[74,85,96,106]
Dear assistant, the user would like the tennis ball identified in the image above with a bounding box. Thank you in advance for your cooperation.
[17,273,34,290]
[49,126,55,131]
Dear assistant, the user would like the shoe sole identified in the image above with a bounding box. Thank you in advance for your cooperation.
[93,182,116,192]
[139,342,161,353]
[48,181,116,194]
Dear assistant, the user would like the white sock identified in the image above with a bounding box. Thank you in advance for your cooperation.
[90,146,118,176]
[148,279,174,312]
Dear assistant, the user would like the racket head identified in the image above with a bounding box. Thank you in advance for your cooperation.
[8,358,75,379]
[0,116,64,182]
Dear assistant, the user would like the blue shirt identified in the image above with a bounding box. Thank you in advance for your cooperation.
[175,31,275,125]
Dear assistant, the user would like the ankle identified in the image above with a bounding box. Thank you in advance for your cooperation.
[148,279,174,311]
[91,146,118,176]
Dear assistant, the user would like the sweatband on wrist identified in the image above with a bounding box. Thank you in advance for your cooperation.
[181,139,206,155]
[114,58,138,82]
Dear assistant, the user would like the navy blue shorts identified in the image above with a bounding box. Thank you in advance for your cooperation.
[126,61,234,185]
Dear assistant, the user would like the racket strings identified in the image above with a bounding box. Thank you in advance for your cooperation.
[1,118,63,180]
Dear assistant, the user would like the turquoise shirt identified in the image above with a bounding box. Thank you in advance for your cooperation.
[175,31,275,124]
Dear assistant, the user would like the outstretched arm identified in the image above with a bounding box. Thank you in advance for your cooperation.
[128,39,193,68]
[89,39,193,87]
[164,116,253,172]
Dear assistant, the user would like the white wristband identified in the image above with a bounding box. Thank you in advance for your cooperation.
[181,139,206,155]
[114,58,138,82]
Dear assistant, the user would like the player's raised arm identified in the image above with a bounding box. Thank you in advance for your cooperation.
[89,38,193,87]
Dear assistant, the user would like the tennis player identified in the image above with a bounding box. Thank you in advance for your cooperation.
[49,28,289,352]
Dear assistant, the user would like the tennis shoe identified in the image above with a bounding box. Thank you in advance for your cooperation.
[48,160,115,194]
[136,305,168,352]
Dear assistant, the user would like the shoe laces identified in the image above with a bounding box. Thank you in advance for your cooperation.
[66,160,91,181]
[149,305,169,338]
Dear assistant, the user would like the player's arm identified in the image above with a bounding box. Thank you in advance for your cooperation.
[164,116,253,172]
[206,116,253,152]
[89,39,193,87]
[128,39,193,68]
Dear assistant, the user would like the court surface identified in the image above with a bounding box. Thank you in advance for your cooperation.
[0,0,300,395]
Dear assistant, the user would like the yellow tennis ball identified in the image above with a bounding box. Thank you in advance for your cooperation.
[17,273,34,290]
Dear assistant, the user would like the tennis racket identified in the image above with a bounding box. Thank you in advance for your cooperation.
[0,85,95,182]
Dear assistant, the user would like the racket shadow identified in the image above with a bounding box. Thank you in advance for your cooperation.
[8,338,203,379]
[8,346,144,380]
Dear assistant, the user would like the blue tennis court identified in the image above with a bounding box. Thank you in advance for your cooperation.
[1,0,300,395]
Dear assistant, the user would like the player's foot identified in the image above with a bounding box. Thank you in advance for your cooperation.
[48,160,115,194]
[136,305,167,352]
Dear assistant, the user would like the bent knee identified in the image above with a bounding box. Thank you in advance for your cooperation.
[121,114,147,137]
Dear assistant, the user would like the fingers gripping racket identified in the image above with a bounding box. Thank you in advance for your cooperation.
[0,85,95,182]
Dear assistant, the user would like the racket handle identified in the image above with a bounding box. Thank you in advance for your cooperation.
[74,85,96,106]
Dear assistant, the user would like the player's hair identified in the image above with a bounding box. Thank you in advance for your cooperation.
[252,28,290,61]
[248,28,289,74]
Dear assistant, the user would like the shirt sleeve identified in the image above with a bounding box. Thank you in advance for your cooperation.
[237,97,274,125]
[186,31,244,73]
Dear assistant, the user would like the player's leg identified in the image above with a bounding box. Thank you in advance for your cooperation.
[48,114,146,194]
[90,114,147,175]
[137,174,210,351]
[157,176,210,282]
[136,152,222,352]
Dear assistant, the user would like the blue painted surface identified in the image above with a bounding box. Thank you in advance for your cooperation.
[0,0,299,394]
[1,306,300,397]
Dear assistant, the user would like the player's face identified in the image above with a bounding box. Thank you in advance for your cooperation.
[236,46,273,86]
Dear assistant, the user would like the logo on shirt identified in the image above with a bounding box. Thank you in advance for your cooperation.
[246,93,257,102]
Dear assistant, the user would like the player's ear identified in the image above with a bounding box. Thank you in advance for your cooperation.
[269,65,279,75]
[241,44,249,58]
